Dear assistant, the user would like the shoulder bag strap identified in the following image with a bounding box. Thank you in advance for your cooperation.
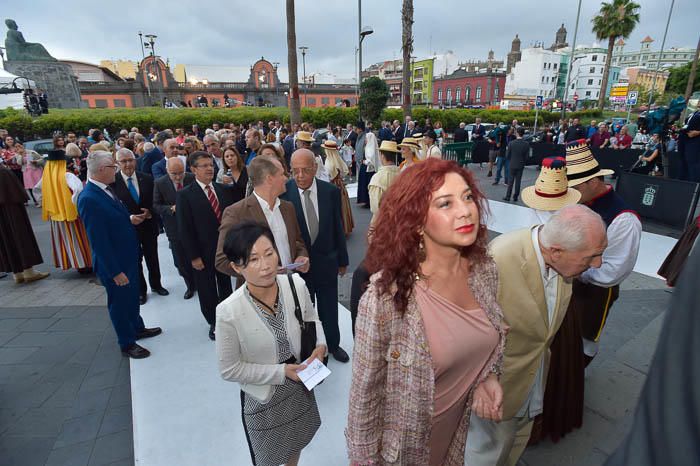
[286,273,305,328]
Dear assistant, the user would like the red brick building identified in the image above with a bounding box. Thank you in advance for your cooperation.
[432,69,506,108]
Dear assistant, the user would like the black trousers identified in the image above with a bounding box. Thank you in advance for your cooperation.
[505,166,524,200]
[349,262,370,338]
[170,239,194,290]
[139,234,163,296]
[303,274,341,351]
[194,264,232,326]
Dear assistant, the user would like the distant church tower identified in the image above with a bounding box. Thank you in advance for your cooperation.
[506,34,522,73]
[549,23,568,51]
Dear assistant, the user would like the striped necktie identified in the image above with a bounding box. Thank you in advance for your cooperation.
[206,185,222,223]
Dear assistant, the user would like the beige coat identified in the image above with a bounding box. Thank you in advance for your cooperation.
[489,226,573,420]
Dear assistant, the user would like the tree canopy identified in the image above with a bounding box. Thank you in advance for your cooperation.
[359,77,390,122]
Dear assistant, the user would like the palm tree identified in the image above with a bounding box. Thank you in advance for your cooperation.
[401,0,414,118]
[286,0,301,125]
[592,0,641,110]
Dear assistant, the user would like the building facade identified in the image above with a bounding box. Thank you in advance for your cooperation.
[506,35,522,74]
[566,47,620,103]
[624,66,669,94]
[410,58,435,106]
[505,47,564,99]
[433,68,506,108]
[362,59,403,106]
[612,36,695,69]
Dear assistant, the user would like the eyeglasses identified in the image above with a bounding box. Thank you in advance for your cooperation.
[291,167,315,176]
[102,164,118,170]
[118,158,136,164]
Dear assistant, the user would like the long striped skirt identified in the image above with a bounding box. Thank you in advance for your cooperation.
[50,219,92,270]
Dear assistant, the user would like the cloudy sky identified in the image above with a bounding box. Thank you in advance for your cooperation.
[3,0,697,80]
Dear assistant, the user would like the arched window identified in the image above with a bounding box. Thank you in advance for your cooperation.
[446,88,452,103]
[437,88,443,102]
[455,87,461,103]
[465,86,471,102]
[475,86,482,102]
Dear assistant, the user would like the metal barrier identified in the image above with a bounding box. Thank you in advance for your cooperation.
[442,142,474,165]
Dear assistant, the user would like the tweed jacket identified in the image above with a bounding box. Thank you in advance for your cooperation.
[346,258,506,465]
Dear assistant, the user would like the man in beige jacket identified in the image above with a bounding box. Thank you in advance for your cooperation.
[466,205,607,466]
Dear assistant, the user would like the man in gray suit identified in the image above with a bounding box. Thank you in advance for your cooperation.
[503,127,530,202]
[153,158,196,299]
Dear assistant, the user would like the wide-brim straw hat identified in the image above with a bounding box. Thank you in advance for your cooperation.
[296,131,315,142]
[379,140,400,153]
[321,140,339,150]
[565,139,614,187]
[398,137,421,150]
[521,157,582,211]
[412,132,423,140]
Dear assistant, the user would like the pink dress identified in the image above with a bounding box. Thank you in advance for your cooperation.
[23,157,44,189]
[415,281,499,466]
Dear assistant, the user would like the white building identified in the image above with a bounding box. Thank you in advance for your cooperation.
[565,45,621,102]
[504,47,564,98]
[612,36,695,69]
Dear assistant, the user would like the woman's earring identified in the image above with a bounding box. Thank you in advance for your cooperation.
[418,233,426,262]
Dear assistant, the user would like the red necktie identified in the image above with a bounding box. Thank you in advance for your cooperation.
[177,182,183,191]
[206,185,222,223]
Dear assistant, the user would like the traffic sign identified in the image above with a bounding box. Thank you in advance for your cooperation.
[573,93,579,101]
[627,91,638,106]
[535,95,543,109]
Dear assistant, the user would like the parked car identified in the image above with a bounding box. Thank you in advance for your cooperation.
[23,139,54,156]
[465,123,495,140]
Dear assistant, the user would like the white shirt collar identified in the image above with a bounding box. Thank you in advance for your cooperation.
[195,178,213,192]
[120,171,136,183]
[532,226,559,283]
[253,190,280,212]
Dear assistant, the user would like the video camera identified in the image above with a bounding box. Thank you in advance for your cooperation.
[637,96,686,139]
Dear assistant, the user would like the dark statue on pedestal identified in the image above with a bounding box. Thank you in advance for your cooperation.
[4,19,56,62]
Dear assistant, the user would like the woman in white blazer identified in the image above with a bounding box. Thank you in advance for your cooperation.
[216,222,327,466]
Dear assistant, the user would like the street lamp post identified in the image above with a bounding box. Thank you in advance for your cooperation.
[299,46,308,107]
[357,0,374,120]
[561,0,581,121]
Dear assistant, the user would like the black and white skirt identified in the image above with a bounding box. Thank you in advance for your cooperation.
[240,379,321,466]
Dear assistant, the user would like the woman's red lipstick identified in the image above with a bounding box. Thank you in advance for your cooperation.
[456,224,475,233]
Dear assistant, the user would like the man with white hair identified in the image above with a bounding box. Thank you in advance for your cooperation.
[203,134,224,176]
[466,204,608,466]
[151,138,186,180]
[78,151,162,359]
[111,148,169,305]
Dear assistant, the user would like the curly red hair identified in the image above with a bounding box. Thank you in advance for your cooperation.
[364,158,490,314]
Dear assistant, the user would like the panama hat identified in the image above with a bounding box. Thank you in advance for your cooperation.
[397,137,421,150]
[296,131,315,142]
[565,139,614,187]
[521,157,582,211]
[378,140,400,153]
[321,140,339,150]
[411,132,423,140]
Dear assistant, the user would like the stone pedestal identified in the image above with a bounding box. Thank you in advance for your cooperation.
[5,60,81,109]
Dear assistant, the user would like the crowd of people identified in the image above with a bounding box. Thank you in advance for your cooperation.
[0,109,698,466]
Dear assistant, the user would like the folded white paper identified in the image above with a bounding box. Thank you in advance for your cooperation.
[297,358,331,390]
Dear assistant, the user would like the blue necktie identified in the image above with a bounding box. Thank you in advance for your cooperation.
[127,177,140,203]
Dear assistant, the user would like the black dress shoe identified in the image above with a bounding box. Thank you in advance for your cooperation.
[209,325,215,341]
[121,343,150,359]
[513,197,518,202]
[139,295,148,305]
[331,346,350,363]
[153,287,170,296]
[502,196,510,202]
[183,288,195,300]
[136,327,162,340]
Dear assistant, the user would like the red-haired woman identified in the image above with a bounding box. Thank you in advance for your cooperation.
[346,158,507,466]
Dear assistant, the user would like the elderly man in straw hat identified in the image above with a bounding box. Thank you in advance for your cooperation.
[565,140,642,365]
[368,140,401,224]
[466,203,607,466]
[523,141,643,444]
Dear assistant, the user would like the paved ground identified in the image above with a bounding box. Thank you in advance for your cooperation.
[0,165,676,465]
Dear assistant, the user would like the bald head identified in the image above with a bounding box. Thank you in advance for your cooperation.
[166,157,184,171]
[290,148,316,190]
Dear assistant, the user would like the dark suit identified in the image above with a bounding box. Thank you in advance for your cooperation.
[111,171,163,297]
[215,193,308,278]
[505,138,531,200]
[77,181,145,350]
[153,173,195,291]
[378,126,394,143]
[139,148,163,176]
[453,127,468,143]
[177,181,242,326]
[281,179,349,351]
[471,124,486,141]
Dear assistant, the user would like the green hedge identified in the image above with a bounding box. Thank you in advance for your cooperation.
[0,106,604,141]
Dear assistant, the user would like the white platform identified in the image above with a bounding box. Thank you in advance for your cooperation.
[131,196,675,466]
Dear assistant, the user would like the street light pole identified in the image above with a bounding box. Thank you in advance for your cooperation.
[561,0,581,121]
[647,0,675,107]
[357,0,374,120]
[299,46,308,107]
